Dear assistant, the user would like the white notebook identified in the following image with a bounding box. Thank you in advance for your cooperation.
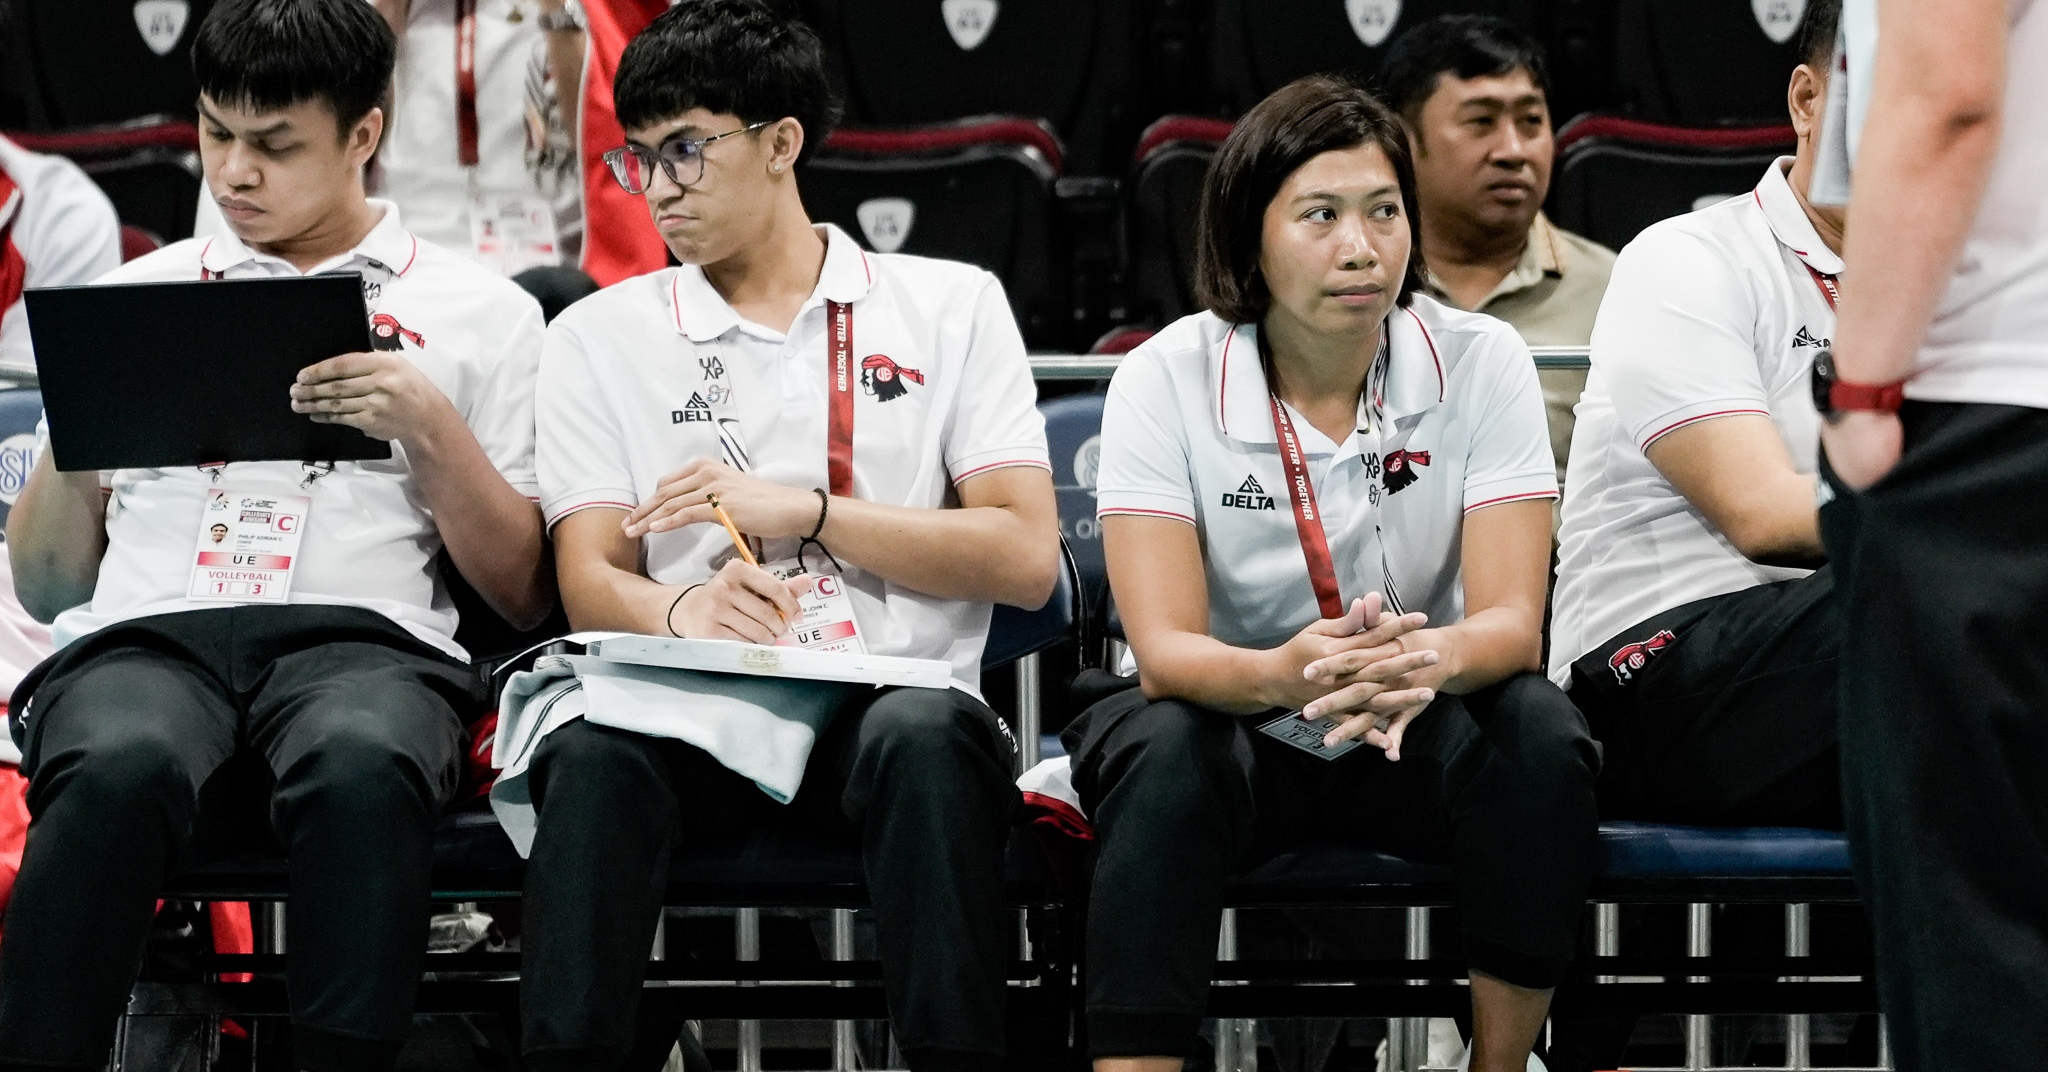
[559,631,954,690]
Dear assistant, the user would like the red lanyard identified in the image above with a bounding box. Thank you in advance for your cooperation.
[825,300,855,498]
[455,0,480,168]
[1805,263,1840,311]
[1266,390,1345,620]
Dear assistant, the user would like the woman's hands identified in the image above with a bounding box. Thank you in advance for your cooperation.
[1264,593,1444,761]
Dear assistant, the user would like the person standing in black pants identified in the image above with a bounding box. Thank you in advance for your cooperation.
[1073,76,1598,1072]
[1816,2,2048,1069]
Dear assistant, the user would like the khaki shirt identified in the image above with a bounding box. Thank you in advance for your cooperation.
[1427,213,1616,485]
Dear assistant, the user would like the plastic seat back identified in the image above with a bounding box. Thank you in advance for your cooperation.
[1611,0,1813,124]
[807,118,1066,347]
[1548,116,1794,251]
[12,0,216,128]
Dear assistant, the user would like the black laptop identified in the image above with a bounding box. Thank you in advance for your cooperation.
[25,274,394,471]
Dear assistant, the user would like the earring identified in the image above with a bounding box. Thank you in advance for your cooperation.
[771,164,782,172]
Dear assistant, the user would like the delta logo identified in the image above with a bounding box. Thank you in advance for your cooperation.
[1792,326,1831,349]
[671,393,712,424]
[1220,474,1277,511]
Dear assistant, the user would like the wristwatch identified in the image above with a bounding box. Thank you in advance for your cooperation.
[1810,350,1906,418]
[536,0,585,32]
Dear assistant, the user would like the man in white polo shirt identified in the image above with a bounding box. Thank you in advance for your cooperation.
[1549,0,1844,828]
[0,2,548,1068]
[513,4,1059,1070]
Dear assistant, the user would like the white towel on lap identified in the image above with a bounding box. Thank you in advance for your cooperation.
[490,653,856,857]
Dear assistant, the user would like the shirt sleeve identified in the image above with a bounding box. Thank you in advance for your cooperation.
[942,274,1052,483]
[536,315,638,527]
[20,161,120,290]
[465,295,543,500]
[1595,227,1772,451]
[1095,347,1198,523]
[1461,327,1560,512]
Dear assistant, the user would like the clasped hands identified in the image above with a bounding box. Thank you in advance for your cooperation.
[1271,592,1444,761]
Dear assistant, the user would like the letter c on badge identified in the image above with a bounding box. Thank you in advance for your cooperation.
[275,515,298,533]
[815,575,839,597]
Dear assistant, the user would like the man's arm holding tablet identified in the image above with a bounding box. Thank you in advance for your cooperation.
[8,458,108,622]
[291,329,552,630]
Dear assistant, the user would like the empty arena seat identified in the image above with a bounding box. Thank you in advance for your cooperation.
[1546,116,1794,252]
[799,0,1140,172]
[806,117,1066,348]
[9,0,215,128]
[1207,0,1544,114]
[7,121,203,242]
[1610,0,1813,124]
[1127,115,1232,326]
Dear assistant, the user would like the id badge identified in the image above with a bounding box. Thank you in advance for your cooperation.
[1257,710,1366,761]
[764,558,866,655]
[468,192,560,276]
[188,488,310,604]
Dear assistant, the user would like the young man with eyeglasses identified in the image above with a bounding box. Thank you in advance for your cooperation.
[507,3,1060,1069]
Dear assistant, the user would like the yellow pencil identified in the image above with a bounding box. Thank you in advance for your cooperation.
[707,493,758,567]
[708,493,786,625]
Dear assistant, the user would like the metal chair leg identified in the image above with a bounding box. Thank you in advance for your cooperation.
[1214,908,1257,1072]
[831,908,858,1072]
[735,907,762,1072]
[1016,652,1042,772]
[1785,903,1811,1071]
[1685,903,1712,1072]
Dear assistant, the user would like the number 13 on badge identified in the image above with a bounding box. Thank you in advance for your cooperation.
[187,488,310,603]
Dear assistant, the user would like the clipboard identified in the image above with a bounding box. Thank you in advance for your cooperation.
[25,274,394,471]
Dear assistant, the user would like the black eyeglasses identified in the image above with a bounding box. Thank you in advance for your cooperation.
[603,121,771,194]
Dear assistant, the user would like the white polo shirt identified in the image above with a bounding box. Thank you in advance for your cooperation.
[0,134,122,374]
[371,0,583,274]
[1911,3,2048,408]
[1094,294,1557,652]
[1548,160,1838,685]
[51,200,543,660]
[538,223,1051,694]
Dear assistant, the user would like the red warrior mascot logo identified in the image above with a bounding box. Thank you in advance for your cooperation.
[860,354,924,401]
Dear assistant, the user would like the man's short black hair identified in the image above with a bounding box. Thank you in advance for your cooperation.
[1379,14,1550,123]
[1194,75,1428,323]
[192,0,395,132]
[614,0,842,164]
[1797,0,1843,68]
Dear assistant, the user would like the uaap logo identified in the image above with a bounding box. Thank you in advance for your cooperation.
[0,433,36,507]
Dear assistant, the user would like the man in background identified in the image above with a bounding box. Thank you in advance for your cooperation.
[1382,14,1616,481]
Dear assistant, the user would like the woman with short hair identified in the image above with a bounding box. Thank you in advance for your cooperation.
[1071,75,1599,1072]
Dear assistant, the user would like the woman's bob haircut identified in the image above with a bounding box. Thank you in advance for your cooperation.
[1193,75,1429,324]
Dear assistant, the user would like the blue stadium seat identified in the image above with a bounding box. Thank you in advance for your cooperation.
[805,117,1067,347]
[0,388,42,532]
[1038,393,1107,626]
[1226,823,1854,907]
[983,537,1082,671]
[1547,115,1795,252]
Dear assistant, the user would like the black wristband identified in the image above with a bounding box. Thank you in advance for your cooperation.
[807,487,830,540]
[667,583,705,637]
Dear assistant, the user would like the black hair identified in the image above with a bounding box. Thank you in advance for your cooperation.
[1194,75,1428,323]
[1379,14,1550,123]
[1797,0,1843,68]
[192,0,395,133]
[614,0,842,164]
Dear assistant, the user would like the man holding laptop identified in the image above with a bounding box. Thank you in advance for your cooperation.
[513,3,1059,1068]
[0,1,548,1068]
